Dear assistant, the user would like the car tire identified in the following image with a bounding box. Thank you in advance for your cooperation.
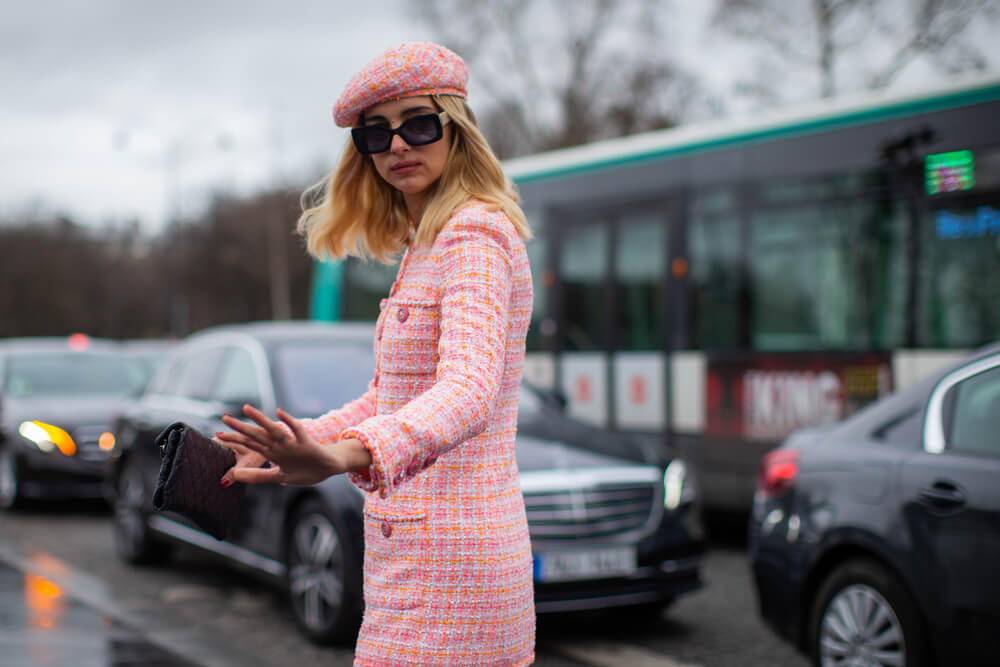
[284,497,362,646]
[0,446,22,510]
[808,558,930,667]
[113,456,172,565]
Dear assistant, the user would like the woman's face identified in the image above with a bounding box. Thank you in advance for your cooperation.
[362,96,452,201]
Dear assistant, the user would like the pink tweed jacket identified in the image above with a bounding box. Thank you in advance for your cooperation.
[297,201,535,666]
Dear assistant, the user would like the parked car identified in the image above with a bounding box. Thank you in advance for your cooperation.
[118,338,176,395]
[106,320,704,645]
[0,335,148,508]
[749,343,1000,667]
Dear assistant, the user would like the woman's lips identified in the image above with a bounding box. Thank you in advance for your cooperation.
[391,161,420,174]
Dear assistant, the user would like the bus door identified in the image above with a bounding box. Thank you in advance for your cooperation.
[549,204,673,439]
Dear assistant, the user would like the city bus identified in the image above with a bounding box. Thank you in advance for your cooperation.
[311,74,1000,514]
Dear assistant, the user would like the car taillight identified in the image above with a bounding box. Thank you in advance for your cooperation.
[758,449,799,497]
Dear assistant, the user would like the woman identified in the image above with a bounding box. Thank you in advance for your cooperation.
[216,41,536,666]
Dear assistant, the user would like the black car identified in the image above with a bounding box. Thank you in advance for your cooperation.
[750,343,1000,667]
[106,320,704,645]
[0,335,148,508]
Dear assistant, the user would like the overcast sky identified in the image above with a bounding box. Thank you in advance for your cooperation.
[1,1,993,235]
[0,1,429,233]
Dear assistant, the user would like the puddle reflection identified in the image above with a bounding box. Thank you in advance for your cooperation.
[0,560,198,667]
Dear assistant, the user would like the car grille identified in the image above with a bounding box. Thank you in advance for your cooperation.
[521,468,662,541]
[72,425,112,461]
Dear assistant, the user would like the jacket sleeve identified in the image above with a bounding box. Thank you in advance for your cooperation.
[342,213,513,496]
[293,380,377,445]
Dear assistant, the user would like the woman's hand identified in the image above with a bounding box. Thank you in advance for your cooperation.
[217,405,344,487]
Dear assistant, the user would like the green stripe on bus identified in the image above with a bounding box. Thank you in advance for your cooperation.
[511,85,1000,185]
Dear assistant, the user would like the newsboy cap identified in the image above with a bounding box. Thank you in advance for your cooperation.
[333,41,468,128]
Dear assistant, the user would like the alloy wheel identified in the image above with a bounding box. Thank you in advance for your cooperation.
[115,464,147,549]
[819,583,905,667]
[288,511,346,634]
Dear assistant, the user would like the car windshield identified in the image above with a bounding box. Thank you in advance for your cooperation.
[271,340,376,417]
[3,351,142,398]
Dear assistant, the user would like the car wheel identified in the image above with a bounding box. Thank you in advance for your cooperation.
[809,559,930,667]
[0,447,21,510]
[114,457,172,565]
[285,497,361,645]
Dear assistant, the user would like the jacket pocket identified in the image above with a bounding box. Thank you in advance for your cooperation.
[378,299,440,376]
[362,507,429,610]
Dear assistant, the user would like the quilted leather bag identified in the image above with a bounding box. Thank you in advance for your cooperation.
[152,421,245,540]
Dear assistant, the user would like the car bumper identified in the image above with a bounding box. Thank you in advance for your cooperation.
[748,498,807,647]
[532,507,707,614]
[13,444,108,500]
[534,554,703,613]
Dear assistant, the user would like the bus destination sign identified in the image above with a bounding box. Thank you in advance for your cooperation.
[925,150,975,195]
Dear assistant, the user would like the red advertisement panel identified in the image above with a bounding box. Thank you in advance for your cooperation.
[705,353,893,441]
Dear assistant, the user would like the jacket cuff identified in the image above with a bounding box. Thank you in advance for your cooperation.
[341,426,387,496]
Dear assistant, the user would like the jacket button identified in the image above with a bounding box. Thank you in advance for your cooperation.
[396,306,409,323]
[381,520,392,538]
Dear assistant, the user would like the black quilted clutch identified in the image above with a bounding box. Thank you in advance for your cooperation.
[152,421,245,540]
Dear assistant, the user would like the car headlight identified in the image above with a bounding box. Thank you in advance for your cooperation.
[18,421,77,456]
[664,459,696,510]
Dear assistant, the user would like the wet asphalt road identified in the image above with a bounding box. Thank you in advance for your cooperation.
[0,502,808,667]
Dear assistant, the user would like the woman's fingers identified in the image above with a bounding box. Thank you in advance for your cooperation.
[220,414,271,442]
[228,466,283,485]
[276,408,308,442]
[216,431,268,456]
[243,404,290,442]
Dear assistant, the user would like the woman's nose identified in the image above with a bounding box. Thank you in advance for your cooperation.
[390,133,410,153]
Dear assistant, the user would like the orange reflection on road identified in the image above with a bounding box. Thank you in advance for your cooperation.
[25,572,66,629]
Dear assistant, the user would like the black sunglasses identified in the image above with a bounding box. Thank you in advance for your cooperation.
[351,112,451,155]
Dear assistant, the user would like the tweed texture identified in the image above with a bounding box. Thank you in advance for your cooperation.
[299,201,535,666]
[334,41,468,128]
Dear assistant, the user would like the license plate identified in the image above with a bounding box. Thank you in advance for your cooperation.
[533,547,637,583]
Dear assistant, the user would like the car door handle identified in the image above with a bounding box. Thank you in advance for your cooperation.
[918,482,966,509]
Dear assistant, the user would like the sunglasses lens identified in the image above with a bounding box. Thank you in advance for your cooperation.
[399,115,442,146]
[352,126,391,154]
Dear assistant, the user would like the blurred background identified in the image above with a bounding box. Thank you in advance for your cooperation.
[2,0,997,339]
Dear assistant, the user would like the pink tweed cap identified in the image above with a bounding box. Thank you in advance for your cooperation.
[333,41,468,128]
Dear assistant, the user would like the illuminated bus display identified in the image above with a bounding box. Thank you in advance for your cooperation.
[926,149,975,195]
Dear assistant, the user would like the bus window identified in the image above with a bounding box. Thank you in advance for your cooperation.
[920,204,1000,347]
[615,215,665,351]
[751,197,908,350]
[690,193,742,349]
[560,223,608,351]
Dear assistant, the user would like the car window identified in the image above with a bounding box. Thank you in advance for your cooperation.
[147,357,183,396]
[1,351,139,397]
[271,341,375,417]
[948,365,1000,456]
[213,346,263,408]
[172,347,227,401]
[872,405,923,445]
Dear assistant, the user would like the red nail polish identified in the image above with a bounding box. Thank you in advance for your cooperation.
[220,478,232,488]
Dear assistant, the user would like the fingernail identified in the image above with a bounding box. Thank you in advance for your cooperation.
[220,478,232,488]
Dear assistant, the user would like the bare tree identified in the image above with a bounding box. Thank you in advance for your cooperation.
[413,0,720,157]
[713,0,999,101]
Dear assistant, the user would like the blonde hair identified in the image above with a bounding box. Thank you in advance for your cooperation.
[298,95,531,263]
